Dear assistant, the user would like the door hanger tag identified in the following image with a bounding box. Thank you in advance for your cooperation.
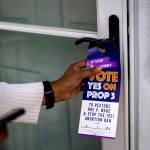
[75,38,121,139]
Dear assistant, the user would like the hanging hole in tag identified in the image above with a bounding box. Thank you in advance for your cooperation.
[98,47,106,53]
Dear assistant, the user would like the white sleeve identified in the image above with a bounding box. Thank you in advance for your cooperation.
[0,82,44,124]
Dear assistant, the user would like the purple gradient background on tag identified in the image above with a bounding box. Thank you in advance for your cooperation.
[87,57,117,69]
[79,134,116,139]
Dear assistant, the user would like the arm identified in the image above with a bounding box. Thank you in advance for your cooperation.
[0,60,101,124]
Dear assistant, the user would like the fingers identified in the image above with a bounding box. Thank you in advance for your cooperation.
[80,66,102,78]
[71,60,102,79]
[72,60,86,71]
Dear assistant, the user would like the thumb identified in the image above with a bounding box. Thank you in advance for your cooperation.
[81,66,102,78]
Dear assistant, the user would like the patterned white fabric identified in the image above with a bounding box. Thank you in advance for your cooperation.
[0,82,43,124]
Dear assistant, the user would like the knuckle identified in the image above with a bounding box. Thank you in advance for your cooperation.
[68,64,74,70]
[70,63,76,68]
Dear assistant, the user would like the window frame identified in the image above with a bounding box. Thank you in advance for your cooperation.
[0,0,129,149]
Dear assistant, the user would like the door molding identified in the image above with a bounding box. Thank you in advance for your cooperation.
[96,0,129,150]
[128,0,138,150]
[0,21,97,38]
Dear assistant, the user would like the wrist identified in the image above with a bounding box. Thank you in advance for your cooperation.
[50,80,66,102]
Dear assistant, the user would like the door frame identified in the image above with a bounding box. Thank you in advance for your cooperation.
[96,0,129,150]
[0,0,129,149]
[128,0,138,150]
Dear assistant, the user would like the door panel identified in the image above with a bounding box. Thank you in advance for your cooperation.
[63,0,97,31]
[0,0,128,149]
[0,0,97,31]
[0,0,35,24]
[0,30,101,150]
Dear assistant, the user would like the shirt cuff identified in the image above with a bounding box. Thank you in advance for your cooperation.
[0,82,44,124]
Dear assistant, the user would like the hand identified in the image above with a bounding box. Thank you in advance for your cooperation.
[50,60,102,102]
[42,60,102,105]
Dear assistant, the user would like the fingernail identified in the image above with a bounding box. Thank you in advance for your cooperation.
[96,66,102,71]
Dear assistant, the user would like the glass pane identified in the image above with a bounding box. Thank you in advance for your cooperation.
[0,30,101,150]
[0,0,97,32]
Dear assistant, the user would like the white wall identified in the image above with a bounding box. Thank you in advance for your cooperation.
[138,0,150,149]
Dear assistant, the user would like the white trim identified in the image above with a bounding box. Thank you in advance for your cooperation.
[96,0,101,38]
[96,0,109,39]
[129,0,138,150]
[122,0,129,149]
[96,0,129,150]
[0,21,98,38]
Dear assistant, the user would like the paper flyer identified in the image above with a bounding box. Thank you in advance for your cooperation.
[78,40,121,139]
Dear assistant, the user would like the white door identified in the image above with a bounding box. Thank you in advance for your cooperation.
[0,0,128,150]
